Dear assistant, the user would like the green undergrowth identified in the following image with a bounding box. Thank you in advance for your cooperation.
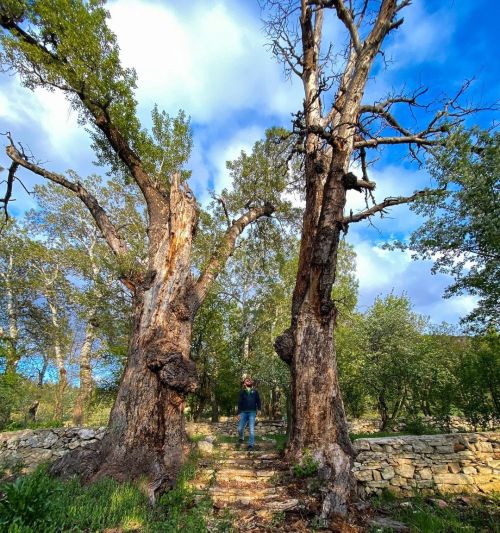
[371,491,500,533]
[0,451,213,533]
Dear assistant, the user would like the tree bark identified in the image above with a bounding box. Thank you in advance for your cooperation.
[50,177,197,494]
[270,0,404,516]
[48,298,67,422]
[73,320,96,425]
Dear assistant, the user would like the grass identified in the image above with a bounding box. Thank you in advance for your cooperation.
[371,492,500,533]
[0,451,213,533]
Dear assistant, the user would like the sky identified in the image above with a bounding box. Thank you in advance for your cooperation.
[0,0,498,328]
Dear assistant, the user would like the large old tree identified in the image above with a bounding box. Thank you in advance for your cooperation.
[265,0,482,516]
[0,0,282,495]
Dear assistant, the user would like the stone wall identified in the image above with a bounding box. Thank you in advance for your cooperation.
[2,425,498,498]
[0,427,106,475]
[186,416,494,437]
[353,432,500,497]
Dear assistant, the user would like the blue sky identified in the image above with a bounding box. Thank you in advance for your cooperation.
[0,0,498,327]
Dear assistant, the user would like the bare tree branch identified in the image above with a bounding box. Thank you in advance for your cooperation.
[354,135,441,148]
[342,189,429,224]
[309,1,361,53]
[5,141,130,260]
[211,192,232,229]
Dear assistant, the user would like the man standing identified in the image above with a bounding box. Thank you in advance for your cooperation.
[237,375,261,450]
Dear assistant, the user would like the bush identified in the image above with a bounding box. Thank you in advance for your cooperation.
[293,450,319,478]
[0,466,62,530]
[401,417,437,436]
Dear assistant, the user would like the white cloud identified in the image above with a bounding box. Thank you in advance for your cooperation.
[348,234,478,326]
[0,76,90,168]
[384,0,455,66]
[107,0,302,122]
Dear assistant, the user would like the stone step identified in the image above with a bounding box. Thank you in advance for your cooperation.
[216,469,277,481]
[210,486,279,498]
[219,458,283,468]
[212,492,283,507]
[222,452,280,460]
[188,481,213,490]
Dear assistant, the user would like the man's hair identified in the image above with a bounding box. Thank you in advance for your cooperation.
[241,373,253,384]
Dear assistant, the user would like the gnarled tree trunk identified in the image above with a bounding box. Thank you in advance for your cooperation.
[276,147,356,516]
[270,0,406,517]
[49,177,273,497]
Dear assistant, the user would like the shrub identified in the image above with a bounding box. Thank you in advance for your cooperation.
[0,467,62,530]
[293,450,319,478]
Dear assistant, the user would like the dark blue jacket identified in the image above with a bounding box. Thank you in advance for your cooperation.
[237,388,261,414]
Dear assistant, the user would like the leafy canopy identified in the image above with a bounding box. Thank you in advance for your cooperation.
[406,128,499,330]
[0,0,192,188]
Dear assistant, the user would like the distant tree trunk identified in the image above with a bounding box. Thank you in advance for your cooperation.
[271,387,281,419]
[378,394,390,430]
[27,400,40,423]
[48,299,67,422]
[2,254,20,373]
[73,320,96,425]
[193,396,207,422]
[37,355,49,387]
[210,390,219,422]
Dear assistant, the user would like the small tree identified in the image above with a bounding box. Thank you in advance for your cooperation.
[406,128,499,331]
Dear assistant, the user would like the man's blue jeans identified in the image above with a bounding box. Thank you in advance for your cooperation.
[238,411,256,447]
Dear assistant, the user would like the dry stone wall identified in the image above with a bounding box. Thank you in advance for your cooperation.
[1,425,498,499]
[353,432,499,497]
[0,427,106,475]
[185,416,493,438]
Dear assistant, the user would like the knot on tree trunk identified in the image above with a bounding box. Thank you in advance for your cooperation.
[170,299,192,321]
[341,172,361,192]
[146,351,198,394]
[274,327,294,365]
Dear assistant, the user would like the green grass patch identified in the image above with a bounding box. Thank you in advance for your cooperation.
[371,493,500,533]
[0,452,213,533]
[187,433,207,443]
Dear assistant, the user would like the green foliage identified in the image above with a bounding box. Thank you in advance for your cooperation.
[408,127,500,331]
[0,453,211,532]
[0,373,38,431]
[0,466,62,530]
[225,128,299,215]
[372,494,500,533]
[357,294,425,429]
[142,106,192,186]
[292,450,319,478]
[453,331,500,429]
